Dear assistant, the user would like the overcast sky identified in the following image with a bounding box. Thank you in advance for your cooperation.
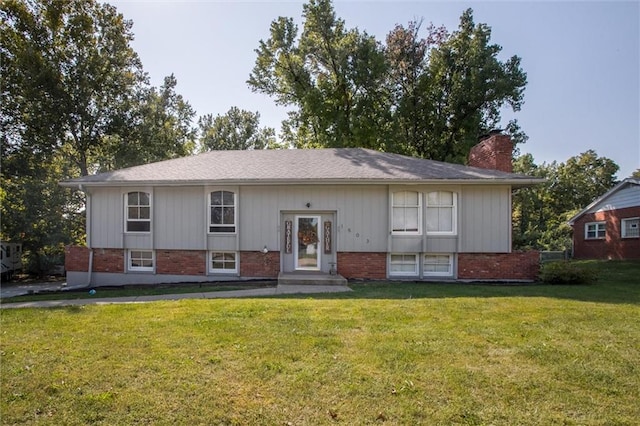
[110,0,640,179]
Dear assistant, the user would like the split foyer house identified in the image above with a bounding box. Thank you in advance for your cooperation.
[568,178,640,259]
[61,133,544,286]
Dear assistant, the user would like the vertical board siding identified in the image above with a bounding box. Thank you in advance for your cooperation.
[239,185,388,252]
[460,186,510,252]
[90,187,123,248]
[155,187,204,249]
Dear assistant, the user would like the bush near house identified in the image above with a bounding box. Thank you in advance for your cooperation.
[540,260,598,285]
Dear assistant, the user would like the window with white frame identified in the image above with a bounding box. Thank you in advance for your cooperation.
[426,191,456,234]
[209,252,238,274]
[128,250,154,272]
[621,218,639,238]
[585,222,606,239]
[424,254,453,277]
[389,254,418,276]
[126,191,151,232]
[392,191,421,234]
[209,191,236,233]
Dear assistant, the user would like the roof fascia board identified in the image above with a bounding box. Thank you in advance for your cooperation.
[60,178,545,188]
[567,178,639,225]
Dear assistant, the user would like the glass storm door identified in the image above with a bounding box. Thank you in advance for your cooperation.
[295,216,320,270]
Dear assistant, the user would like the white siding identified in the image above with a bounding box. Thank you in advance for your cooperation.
[460,185,511,253]
[590,184,640,213]
[90,187,123,248]
[155,187,205,249]
[238,185,388,252]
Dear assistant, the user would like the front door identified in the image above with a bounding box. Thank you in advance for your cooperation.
[295,215,320,270]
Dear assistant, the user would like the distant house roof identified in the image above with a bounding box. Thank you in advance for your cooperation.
[567,178,640,225]
[60,148,544,188]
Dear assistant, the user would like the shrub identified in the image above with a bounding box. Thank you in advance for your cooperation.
[540,261,598,285]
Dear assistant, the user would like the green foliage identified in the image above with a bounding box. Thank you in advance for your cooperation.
[248,2,527,161]
[1,0,197,275]
[512,151,619,250]
[540,261,598,285]
[248,0,389,150]
[198,107,279,151]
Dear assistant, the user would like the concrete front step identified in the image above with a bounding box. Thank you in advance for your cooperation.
[277,272,348,286]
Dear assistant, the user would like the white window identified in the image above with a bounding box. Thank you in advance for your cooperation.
[128,250,154,272]
[210,252,238,274]
[126,191,151,233]
[389,254,418,276]
[209,191,236,233]
[622,218,639,238]
[392,191,421,234]
[585,222,606,239]
[426,191,456,234]
[424,254,453,277]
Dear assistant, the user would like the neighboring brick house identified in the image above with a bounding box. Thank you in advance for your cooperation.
[60,133,544,286]
[568,178,640,260]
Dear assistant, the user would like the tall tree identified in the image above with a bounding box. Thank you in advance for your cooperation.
[198,107,278,151]
[103,74,196,170]
[1,0,146,176]
[512,151,619,250]
[248,2,527,162]
[416,9,527,163]
[248,0,390,149]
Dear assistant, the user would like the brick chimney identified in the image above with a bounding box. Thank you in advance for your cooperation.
[468,132,513,173]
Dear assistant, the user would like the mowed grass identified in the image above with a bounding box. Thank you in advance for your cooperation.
[1,261,639,425]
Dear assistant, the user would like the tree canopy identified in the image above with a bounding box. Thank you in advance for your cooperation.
[512,151,619,250]
[248,0,527,162]
[198,107,278,152]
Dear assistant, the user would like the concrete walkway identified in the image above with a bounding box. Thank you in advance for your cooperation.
[0,284,352,309]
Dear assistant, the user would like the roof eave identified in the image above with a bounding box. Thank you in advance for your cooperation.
[60,177,546,188]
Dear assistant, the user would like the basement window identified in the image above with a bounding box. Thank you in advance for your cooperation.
[209,252,238,274]
[128,250,154,272]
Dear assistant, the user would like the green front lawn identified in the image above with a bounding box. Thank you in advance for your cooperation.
[1,261,639,425]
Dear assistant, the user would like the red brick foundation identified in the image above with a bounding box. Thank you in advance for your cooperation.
[156,250,206,275]
[337,252,387,279]
[457,251,540,281]
[65,246,124,273]
[239,251,280,278]
[572,206,640,260]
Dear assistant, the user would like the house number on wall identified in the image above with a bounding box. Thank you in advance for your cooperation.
[285,220,292,254]
[324,221,332,254]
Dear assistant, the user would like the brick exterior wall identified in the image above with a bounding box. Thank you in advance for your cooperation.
[65,246,124,273]
[468,134,513,173]
[156,250,206,275]
[239,251,280,278]
[93,249,125,273]
[458,251,540,280]
[337,252,387,279]
[572,206,640,259]
[65,246,90,272]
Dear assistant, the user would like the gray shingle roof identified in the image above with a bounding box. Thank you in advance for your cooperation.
[60,148,543,187]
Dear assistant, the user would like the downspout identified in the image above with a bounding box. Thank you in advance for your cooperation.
[81,184,93,286]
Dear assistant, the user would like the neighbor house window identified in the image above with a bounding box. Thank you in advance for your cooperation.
[621,218,639,238]
[209,252,238,274]
[392,191,421,234]
[389,254,418,276]
[426,191,456,234]
[126,191,151,232]
[128,250,154,272]
[210,191,236,233]
[424,254,453,277]
[585,222,605,239]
